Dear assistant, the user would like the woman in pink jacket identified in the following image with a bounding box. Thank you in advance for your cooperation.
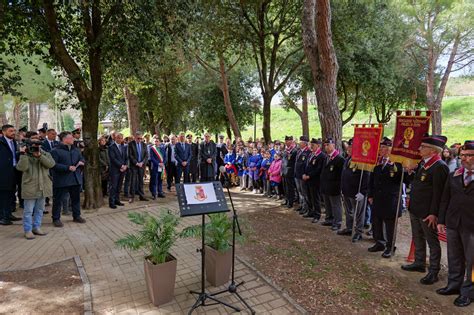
[268,153,283,199]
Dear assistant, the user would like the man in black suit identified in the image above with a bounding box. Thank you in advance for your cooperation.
[108,133,128,209]
[42,128,59,152]
[281,136,298,208]
[401,134,449,285]
[294,136,311,215]
[175,132,192,183]
[165,135,178,190]
[128,131,148,203]
[188,134,199,183]
[302,138,326,223]
[199,133,217,182]
[320,138,345,231]
[0,125,21,225]
[437,140,474,307]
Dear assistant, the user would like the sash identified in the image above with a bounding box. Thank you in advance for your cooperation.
[151,145,166,178]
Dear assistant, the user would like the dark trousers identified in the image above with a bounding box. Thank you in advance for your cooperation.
[190,160,199,183]
[0,190,15,220]
[129,167,145,198]
[200,162,214,182]
[166,163,177,188]
[372,215,395,248]
[101,179,108,197]
[176,164,190,183]
[446,227,474,298]
[323,194,343,226]
[283,176,296,206]
[52,185,81,221]
[109,171,125,206]
[308,184,321,219]
[123,170,130,197]
[343,196,366,234]
[14,170,23,209]
[409,212,441,273]
[149,168,163,197]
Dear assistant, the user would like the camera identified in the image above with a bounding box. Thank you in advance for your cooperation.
[23,139,43,154]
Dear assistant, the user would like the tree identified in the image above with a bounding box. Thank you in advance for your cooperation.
[239,0,305,142]
[302,0,342,145]
[404,0,474,133]
[4,1,184,208]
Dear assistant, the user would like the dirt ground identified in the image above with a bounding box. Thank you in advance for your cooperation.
[0,258,83,314]
[238,198,470,314]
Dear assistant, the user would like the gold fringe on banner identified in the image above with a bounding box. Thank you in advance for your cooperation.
[350,161,376,172]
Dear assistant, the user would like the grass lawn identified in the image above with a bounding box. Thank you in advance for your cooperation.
[240,96,474,145]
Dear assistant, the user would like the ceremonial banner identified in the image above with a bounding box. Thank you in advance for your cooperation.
[390,111,431,167]
[351,124,384,172]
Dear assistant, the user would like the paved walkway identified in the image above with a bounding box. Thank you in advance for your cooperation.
[0,189,302,314]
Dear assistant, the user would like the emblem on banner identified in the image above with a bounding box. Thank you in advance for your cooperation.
[403,127,415,148]
[362,140,371,157]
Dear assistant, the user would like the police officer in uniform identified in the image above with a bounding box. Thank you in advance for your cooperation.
[401,134,449,285]
[367,137,403,257]
[437,140,474,307]
[294,136,311,215]
[339,138,369,242]
[281,136,298,208]
[320,138,345,230]
[303,138,326,223]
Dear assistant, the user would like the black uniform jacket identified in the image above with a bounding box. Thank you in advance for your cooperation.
[304,150,326,187]
[320,151,344,196]
[341,156,369,198]
[294,147,311,180]
[368,161,403,219]
[281,146,298,178]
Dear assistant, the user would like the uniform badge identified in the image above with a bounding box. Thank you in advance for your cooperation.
[312,160,316,165]
[302,156,305,161]
[390,171,395,178]
[420,173,426,182]
[330,165,334,172]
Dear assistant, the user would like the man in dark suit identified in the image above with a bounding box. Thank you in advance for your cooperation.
[165,135,178,190]
[108,133,128,209]
[303,138,326,223]
[281,136,298,208]
[42,128,59,152]
[188,134,199,183]
[401,134,449,285]
[294,136,311,215]
[320,138,345,231]
[50,131,86,227]
[199,133,217,182]
[175,132,192,183]
[437,140,474,307]
[128,131,148,203]
[0,124,21,225]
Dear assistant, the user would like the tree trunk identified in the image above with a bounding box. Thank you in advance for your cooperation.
[218,53,241,139]
[124,85,140,135]
[301,88,309,137]
[302,0,342,146]
[0,94,7,126]
[226,125,232,140]
[28,102,41,130]
[262,94,272,143]
[13,98,22,128]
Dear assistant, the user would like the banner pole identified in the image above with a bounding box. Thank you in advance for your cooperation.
[351,167,365,240]
[390,171,405,257]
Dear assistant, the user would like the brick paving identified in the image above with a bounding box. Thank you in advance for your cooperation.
[0,189,303,314]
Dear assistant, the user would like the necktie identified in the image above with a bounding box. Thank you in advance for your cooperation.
[381,157,387,169]
[466,170,473,186]
[9,139,16,166]
[137,142,141,162]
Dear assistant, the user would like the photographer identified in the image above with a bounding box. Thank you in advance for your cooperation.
[16,135,55,239]
[50,131,86,227]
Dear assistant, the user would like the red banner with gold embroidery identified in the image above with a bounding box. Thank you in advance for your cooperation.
[351,124,384,172]
[390,111,431,168]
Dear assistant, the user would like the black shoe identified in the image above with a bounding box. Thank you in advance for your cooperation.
[321,221,332,226]
[109,204,117,209]
[401,263,426,273]
[302,213,313,218]
[158,193,165,198]
[337,228,352,236]
[151,195,156,200]
[9,215,21,221]
[331,225,341,231]
[382,247,396,258]
[0,219,13,225]
[115,202,125,206]
[299,210,307,215]
[311,218,320,223]
[454,295,471,307]
[352,234,362,243]
[436,287,460,296]
[280,200,288,206]
[287,204,293,209]
[43,210,49,214]
[73,217,86,224]
[139,197,149,201]
[296,206,303,212]
[368,243,385,252]
[420,272,439,285]
[53,220,64,228]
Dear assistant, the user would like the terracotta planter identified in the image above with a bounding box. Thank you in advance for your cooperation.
[205,245,232,287]
[144,255,177,306]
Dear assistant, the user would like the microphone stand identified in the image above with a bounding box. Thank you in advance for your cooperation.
[210,174,256,314]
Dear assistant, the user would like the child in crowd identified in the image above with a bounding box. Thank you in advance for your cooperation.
[268,152,283,199]
[247,147,262,194]
[259,150,273,196]
[224,145,238,186]
[236,147,248,191]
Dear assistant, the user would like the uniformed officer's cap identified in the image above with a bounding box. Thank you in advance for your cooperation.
[19,126,28,133]
[72,128,81,134]
[310,138,322,145]
[38,127,46,133]
[421,134,447,150]
[219,135,224,139]
[323,138,334,144]
[299,135,309,142]
[462,140,474,150]
[347,138,354,146]
[285,135,293,141]
[380,137,392,147]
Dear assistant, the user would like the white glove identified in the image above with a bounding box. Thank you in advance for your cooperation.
[355,193,365,202]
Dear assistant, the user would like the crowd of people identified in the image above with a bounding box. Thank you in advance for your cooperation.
[0,123,472,307]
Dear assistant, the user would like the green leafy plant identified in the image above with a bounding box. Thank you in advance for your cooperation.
[116,211,179,265]
[180,213,243,252]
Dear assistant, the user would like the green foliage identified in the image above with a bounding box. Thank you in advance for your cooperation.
[62,114,75,132]
[116,211,180,265]
[180,213,241,252]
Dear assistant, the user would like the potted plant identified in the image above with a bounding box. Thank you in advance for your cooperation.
[116,211,179,306]
[181,212,239,287]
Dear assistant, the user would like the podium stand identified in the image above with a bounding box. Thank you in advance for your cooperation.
[176,182,240,314]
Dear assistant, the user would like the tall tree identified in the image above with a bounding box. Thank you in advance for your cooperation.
[404,0,474,133]
[4,1,182,208]
[239,0,305,142]
[302,0,342,145]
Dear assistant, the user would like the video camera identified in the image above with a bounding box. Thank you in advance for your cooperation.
[20,139,43,153]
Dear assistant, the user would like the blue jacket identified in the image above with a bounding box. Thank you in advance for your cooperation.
[50,143,85,188]
[42,139,59,152]
[150,145,166,171]
[248,154,262,169]
[174,142,191,165]
[108,142,128,174]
